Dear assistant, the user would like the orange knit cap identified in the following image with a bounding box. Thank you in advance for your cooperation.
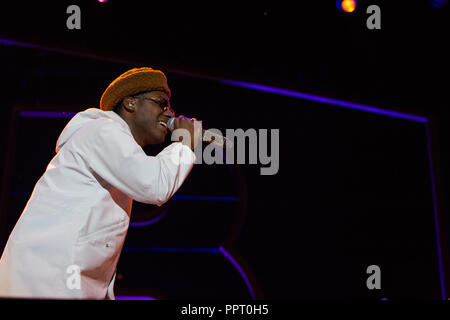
[100,67,171,111]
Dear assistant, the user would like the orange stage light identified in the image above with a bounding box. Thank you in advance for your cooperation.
[341,0,357,13]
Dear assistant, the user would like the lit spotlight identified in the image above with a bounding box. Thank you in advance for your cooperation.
[337,0,358,13]
[97,0,108,3]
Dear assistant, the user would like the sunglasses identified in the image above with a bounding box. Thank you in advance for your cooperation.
[137,96,173,113]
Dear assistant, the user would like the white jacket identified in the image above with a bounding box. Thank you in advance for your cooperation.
[0,108,195,299]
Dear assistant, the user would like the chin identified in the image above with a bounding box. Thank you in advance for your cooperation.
[157,137,166,144]
[149,134,166,145]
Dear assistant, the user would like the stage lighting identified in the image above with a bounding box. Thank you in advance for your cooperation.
[337,0,358,13]
[430,0,448,8]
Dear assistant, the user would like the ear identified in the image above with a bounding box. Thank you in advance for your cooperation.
[123,96,136,112]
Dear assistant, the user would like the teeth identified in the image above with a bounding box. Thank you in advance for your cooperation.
[158,121,167,128]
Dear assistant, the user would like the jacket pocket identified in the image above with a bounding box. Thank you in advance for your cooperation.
[73,220,129,297]
[76,219,128,244]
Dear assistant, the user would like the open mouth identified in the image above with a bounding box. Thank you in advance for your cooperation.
[157,120,168,133]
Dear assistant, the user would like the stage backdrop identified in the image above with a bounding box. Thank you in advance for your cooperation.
[0,69,446,300]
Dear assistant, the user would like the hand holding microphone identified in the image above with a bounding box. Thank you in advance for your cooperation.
[170,116,202,150]
[160,116,232,150]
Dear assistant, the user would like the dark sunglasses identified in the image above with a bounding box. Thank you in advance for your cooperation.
[137,96,173,113]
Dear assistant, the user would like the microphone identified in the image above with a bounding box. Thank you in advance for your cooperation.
[164,117,233,149]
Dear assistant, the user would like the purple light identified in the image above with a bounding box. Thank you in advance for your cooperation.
[218,246,256,300]
[3,36,427,123]
[115,296,157,300]
[426,123,446,300]
[431,0,448,8]
[129,206,169,227]
[121,246,256,299]
[12,191,237,228]
[19,111,76,118]
[129,196,237,227]
[123,247,219,253]
[172,195,238,201]
[220,80,428,123]
[0,38,36,49]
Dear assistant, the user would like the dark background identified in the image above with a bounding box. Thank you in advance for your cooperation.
[0,0,449,299]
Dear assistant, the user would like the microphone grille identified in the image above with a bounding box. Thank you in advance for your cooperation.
[166,117,175,132]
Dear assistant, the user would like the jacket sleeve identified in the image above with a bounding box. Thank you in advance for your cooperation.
[86,121,196,206]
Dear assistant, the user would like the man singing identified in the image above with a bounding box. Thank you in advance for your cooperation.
[0,67,199,299]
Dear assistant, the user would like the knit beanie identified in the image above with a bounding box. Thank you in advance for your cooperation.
[100,67,171,111]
